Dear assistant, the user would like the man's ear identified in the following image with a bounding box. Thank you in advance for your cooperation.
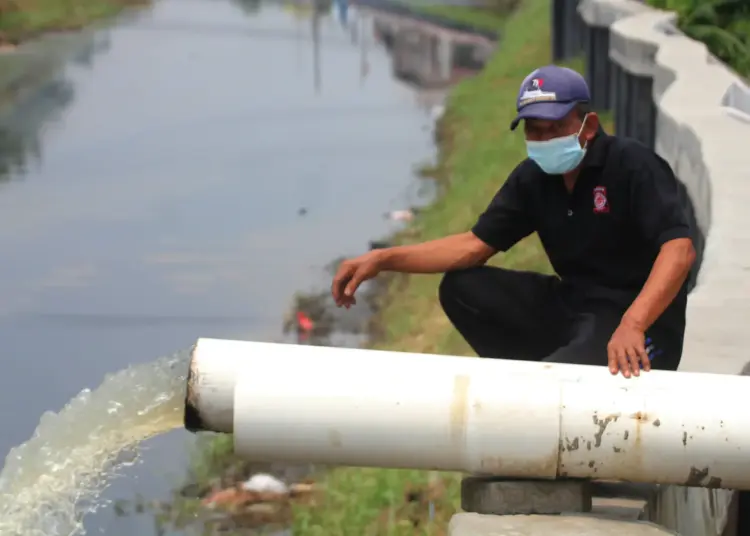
[583,112,600,142]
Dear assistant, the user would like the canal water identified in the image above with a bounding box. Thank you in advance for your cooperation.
[0,0,439,534]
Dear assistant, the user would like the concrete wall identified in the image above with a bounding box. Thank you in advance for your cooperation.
[554,1,750,534]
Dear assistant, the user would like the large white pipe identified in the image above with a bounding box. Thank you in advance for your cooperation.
[184,338,750,489]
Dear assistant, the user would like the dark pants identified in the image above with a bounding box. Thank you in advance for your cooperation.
[438,266,682,371]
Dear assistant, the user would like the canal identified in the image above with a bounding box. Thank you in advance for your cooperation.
[0,0,439,533]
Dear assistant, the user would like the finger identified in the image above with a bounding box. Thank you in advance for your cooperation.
[635,343,650,372]
[607,347,619,375]
[344,268,366,298]
[332,266,353,304]
[616,348,631,378]
[627,348,640,377]
[331,276,345,304]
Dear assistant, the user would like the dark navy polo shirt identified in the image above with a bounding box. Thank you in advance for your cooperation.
[471,130,692,337]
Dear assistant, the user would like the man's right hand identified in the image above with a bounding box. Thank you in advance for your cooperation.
[331,251,384,308]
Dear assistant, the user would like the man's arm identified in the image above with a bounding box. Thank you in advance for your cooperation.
[607,145,696,376]
[333,232,494,306]
[379,161,535,273]
[332,163,536,305]
[624,148,696,330]
[377,232,496,274]
[622,237,695,332]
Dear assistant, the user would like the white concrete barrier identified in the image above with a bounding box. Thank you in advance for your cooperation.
[578,2,750,534]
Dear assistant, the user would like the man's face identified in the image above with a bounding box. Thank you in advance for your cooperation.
[523,109,600,144]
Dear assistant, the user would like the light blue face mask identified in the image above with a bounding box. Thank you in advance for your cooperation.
[525,116,588,175]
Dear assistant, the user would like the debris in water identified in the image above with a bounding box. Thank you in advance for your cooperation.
[243,473,289,494]
[430,104,445,121]
[202,473,317,510]
[369,240,391,250]
[296,311,314,333]
[282,292,333,344]
[384,209,417,222]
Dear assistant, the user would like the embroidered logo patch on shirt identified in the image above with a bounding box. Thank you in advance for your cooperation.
[593,186,609,214]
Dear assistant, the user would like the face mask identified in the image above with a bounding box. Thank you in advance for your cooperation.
[525,116,588,175]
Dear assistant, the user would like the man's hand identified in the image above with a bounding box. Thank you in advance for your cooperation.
[607,317,650,378]
[331,251,384,308]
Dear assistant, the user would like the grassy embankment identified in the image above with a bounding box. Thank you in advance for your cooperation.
[185,1,616,534]
[408,0,520,32]
[0,0,146,44]
[290,0,614,534]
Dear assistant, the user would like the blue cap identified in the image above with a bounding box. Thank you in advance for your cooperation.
[510,65,591,130]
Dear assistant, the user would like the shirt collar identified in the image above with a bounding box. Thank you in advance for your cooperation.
[581,127,609,168]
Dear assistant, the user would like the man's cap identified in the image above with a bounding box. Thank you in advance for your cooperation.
[510,65,591,131]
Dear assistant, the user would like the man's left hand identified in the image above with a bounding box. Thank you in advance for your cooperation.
[607,318,650,378]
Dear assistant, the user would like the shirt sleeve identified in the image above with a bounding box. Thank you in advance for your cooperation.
[471,163,535,252]
[629,147,691,247]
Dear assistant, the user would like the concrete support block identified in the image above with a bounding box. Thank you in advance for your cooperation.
[461,477,593,515]
[448,512,676,536]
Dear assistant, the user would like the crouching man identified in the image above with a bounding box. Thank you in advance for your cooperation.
[331,65,695,378]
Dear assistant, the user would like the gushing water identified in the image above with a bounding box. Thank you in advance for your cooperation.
[0,350,190,536]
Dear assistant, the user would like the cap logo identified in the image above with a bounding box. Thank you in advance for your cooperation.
[519,77,557,108]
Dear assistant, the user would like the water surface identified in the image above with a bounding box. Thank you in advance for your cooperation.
[0,0,437,533]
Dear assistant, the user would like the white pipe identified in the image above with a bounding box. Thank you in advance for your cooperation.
[184,338,750,489]
[183,338,746,433]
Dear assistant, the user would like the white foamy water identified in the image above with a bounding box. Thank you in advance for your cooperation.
[0,350,190,536]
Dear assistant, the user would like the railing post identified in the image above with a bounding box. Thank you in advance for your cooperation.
[578,1,617,113]
[629,74,657,149]
[586,27,611,111]
[552,0,583,62]
[551,0,566,61]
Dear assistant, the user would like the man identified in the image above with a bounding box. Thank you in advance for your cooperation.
[331,65,696,378]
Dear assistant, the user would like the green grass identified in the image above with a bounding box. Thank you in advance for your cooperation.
[293,468,462,536]
[405,3,511,32]
[0,0,146,43]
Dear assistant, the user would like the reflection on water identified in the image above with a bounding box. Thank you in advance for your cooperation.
[0,0,367,188]
[234,0,263,15]
[0,29,113,183]
[0,78,73,181]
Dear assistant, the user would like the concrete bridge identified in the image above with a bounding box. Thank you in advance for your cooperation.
[351,0,497,88]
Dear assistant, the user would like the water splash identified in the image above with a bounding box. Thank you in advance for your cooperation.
[0,350,190,536]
